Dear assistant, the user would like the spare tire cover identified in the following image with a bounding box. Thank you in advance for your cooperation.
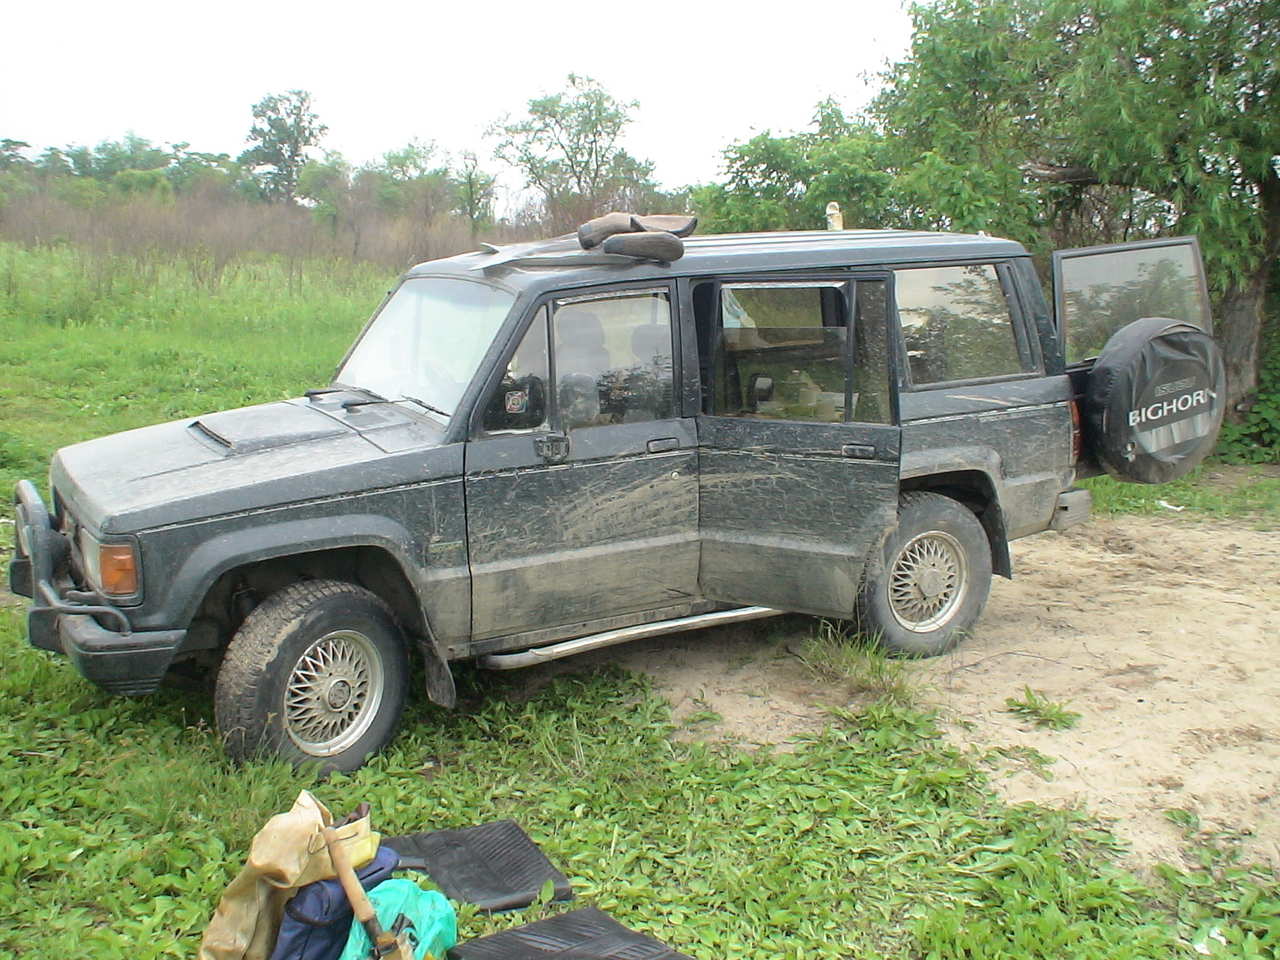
[1084,316,1225,484]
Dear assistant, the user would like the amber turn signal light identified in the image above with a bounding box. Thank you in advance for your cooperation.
[98,544,139,596]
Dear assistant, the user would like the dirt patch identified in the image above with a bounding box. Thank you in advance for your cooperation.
[514,615,834,748]
[915,514,1280,870]
[516,514,1280,870]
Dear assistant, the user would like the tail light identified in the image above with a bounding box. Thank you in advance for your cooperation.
[1069,399,1083,462]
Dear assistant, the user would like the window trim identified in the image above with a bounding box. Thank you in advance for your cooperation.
[849,272,901,426]
[891,259,1043,393]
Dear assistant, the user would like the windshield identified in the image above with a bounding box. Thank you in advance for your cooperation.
[337,277,515,416]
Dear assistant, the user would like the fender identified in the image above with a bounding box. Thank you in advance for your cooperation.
[143,513,459,707]
[899,447,1013,579]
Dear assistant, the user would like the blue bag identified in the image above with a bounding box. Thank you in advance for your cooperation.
[270,845,400,960]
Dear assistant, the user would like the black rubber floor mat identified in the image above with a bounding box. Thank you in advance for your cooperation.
[384,819,572,912]
[448,907,693,959]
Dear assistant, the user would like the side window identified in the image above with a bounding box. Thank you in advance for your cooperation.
[894,264,1031,386]
[712,282,847,423]
[481,307,550,433]
[553,289,675,429]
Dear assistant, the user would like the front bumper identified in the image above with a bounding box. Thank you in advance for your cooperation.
[10,480,184,695]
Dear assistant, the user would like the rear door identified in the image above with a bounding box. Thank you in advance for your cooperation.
[694,275,900,617]
[892,259,1072,540]
[1051,237,1212,365]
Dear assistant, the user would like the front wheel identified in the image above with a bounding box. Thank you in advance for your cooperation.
[857,492,993,657]
[215,580,409,773]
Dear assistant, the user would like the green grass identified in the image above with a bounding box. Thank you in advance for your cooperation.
[793,619,915,707]
[1004,686,1082,731]
[1083,464,1280,521]
[0,241,393,499]
[3,611,1279,958]
[2,241,1279,957]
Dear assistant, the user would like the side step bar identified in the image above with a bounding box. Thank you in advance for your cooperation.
[479,606,784,670]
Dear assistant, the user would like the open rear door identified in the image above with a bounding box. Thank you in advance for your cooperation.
[1051,237,1212,366]
[1053,237,1224,483]
[694,275,900,618]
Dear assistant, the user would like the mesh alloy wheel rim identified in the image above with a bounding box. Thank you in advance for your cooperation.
[284,630,384,756]
[887,530,968,632]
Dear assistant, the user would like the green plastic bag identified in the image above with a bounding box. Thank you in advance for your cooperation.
[338,879,456,960]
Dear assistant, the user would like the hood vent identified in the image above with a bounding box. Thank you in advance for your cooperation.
[191,419,232,448]
[190,402,348,455]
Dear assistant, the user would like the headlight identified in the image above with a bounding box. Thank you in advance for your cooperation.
[78,529,139,597]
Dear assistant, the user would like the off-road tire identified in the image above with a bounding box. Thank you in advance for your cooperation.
[857,492,992,657]
[215,579,409,773]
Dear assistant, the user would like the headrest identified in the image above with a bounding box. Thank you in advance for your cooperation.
[631,324,670,363]
[556,309,605,346]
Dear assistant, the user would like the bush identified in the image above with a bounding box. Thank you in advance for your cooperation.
[1218,334,1280,463]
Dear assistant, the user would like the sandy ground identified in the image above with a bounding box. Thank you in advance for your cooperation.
[525,513,1280,871]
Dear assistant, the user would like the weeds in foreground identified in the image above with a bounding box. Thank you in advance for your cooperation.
[1005,685,1082,730]
[794,619,914,707]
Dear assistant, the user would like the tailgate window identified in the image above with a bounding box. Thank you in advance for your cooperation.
[1053,237,1211,365]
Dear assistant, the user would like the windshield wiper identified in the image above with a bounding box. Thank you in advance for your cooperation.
[341,393,451,419]
[307,385,386,404]
[399,395,452,419]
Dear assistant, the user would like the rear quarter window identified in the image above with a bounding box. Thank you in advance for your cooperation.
[894,264,1033,386]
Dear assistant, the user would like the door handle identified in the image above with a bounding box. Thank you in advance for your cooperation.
[533,433,570,463]
[647,437,680,454]
[841,443,877,459]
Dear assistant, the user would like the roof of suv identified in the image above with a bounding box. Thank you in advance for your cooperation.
[407,229,1029,295]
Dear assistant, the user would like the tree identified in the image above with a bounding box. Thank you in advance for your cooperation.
[693,100,899,233]
[874,0,1280,411]
[490,74,660,229]
[454,151,496,236]
[167,143,240,195]
[239,90,327,204]
[298,153,367,255]
[0,139,31,170]
[63,134,171,181]
[111,168,174,202]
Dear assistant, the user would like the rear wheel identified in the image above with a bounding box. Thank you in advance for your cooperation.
[215,579,409,773]
[858,493,992,657]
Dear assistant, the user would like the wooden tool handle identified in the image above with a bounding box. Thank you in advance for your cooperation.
[323,826,389,940]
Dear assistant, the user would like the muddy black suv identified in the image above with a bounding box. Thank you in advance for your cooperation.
[10,215,1225,770]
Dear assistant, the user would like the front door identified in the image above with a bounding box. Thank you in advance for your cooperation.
[464,285,700,642]
[694,276,901,616]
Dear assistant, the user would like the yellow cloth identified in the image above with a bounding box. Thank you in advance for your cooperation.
[198,790,377,960]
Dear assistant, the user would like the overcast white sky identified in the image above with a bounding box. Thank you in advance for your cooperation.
[3,0,914,202]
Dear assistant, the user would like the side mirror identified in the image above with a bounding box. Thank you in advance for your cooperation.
[485,376,547,431]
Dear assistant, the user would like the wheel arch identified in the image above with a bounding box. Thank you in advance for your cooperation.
[184,533,456,708]
[899,470,1012,579]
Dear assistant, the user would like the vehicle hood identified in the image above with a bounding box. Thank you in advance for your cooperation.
[51,397,452,534]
